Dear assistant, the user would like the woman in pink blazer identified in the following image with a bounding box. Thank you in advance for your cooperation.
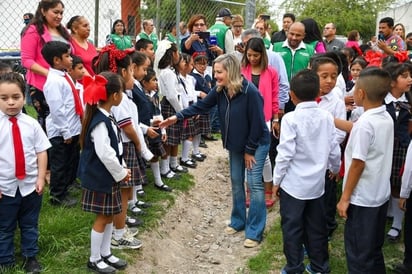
[21,0,71,129]
[241,37,279,208]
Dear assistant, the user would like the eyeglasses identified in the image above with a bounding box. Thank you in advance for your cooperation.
[233,25,243,28]
[324,27,333,30]
[194,23,205,27]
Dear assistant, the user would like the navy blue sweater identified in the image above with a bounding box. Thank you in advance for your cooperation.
[78,110,122,194]
[176,78,270,155]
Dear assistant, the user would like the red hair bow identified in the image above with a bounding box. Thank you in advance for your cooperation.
[364,50,383,67]
[393,51,409,63]
[83,75,108,105]
[94,44,134,73]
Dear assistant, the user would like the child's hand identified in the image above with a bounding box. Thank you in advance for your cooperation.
[399,198,407,211]
[147,127,160,139]
[337,198,349,219]
[64,137,73,144]
[35,178,45,195]
[272,185,280,200]
[161,134,167,142]
[122,169,131,182]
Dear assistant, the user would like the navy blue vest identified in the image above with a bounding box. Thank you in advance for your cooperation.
[386,101,411,147]
[78,110,122,194]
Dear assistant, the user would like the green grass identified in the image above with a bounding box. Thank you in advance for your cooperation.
[244,183,405,274]
[3,169,194,274]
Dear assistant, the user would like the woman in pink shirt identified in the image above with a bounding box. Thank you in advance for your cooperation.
[241,37,279,208]
[21,0,71,129]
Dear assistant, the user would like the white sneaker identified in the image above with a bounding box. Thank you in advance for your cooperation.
[111,236,142,249]
[124,225,139,237]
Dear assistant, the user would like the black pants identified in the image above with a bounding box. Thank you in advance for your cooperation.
[324,172,337,236]
[49,135,80,200]
[344,202,388,274]
[280,189,329,273]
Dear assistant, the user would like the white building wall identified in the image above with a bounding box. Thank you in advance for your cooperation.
[377,2,412,35]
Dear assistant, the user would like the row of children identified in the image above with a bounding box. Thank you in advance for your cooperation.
[272,46,412,272]
[0,34,217,273]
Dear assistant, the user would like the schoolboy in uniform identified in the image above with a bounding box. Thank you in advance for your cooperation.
[273,69,341,274]
[41,41,82,207]
[0,73,51,273]
[337,67,393,273]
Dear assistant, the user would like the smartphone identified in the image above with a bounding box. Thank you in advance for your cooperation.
[378,33,385,41]
[197,31,210,40]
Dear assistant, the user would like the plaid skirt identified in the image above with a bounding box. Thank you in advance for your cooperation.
[121,142,147,187]
[147,137,167,157]
[81,184,122,215]
[181,117,196,140]
[391,138,408,188]
[195,114,211,135]
[161,97,182,146]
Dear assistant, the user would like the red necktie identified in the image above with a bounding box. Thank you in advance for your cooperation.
[64,74,84,119]
[316,97,322,104]
[9,116,26,179]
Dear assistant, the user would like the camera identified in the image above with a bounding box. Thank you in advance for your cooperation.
[378,33,385,41]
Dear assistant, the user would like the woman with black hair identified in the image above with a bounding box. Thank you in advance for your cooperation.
[106,19,133,50]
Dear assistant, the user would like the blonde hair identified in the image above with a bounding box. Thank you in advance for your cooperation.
[213,54,243,93]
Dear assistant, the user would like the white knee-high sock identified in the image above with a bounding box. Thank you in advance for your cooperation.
[391,197,404,231]
[160,157,169,174]
[100,222,113,257]
[150,161,163,186]
[90,229,104,262]
[181,140,192,161]
[192,134,201,155]
[170,156,178,168]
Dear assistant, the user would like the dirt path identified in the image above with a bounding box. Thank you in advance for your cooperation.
[127,140,279,273]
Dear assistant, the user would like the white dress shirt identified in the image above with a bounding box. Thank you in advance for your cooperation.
[273,101,341,200]
[0,111,51,197]
[318,91,347,144]
[92,108,127,183]
[158,66,182,112]
[343,105,393,207]
[43,68,82,139]
[401,141,412,199]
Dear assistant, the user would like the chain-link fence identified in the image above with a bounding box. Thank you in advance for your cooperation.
[0,0,253,53]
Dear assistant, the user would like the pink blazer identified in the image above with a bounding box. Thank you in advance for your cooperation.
[241,64,279,122]
[21,25,72,91]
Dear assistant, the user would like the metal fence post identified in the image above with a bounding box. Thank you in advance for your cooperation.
[245,0,256,29]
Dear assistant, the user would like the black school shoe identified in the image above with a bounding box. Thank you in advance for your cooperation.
[22,257,42,274]
[87,259,116,274]
[101,254,127,270]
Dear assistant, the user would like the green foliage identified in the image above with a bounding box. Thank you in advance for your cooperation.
[280,0,392,42]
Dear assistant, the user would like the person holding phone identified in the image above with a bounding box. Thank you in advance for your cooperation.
[377,17,405,55]
[182,14,223,65]
[209,8,235,54]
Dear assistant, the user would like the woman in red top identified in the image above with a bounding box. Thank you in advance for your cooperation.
[67,16,98,76]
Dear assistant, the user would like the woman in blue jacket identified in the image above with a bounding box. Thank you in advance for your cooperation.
[160,54,270,248]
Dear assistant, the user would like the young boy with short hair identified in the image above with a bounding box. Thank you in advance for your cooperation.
[0,72,51,273]
[273,69,341,274]
[337,67,393,273]
[41,41,82,207]
[67,55,86,108]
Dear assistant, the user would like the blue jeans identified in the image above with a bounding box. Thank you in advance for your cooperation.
[229,143,269,241]
[0,190,42,265]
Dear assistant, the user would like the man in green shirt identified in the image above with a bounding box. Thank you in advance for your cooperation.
[136,19,159,51]
[208,8,234,54]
